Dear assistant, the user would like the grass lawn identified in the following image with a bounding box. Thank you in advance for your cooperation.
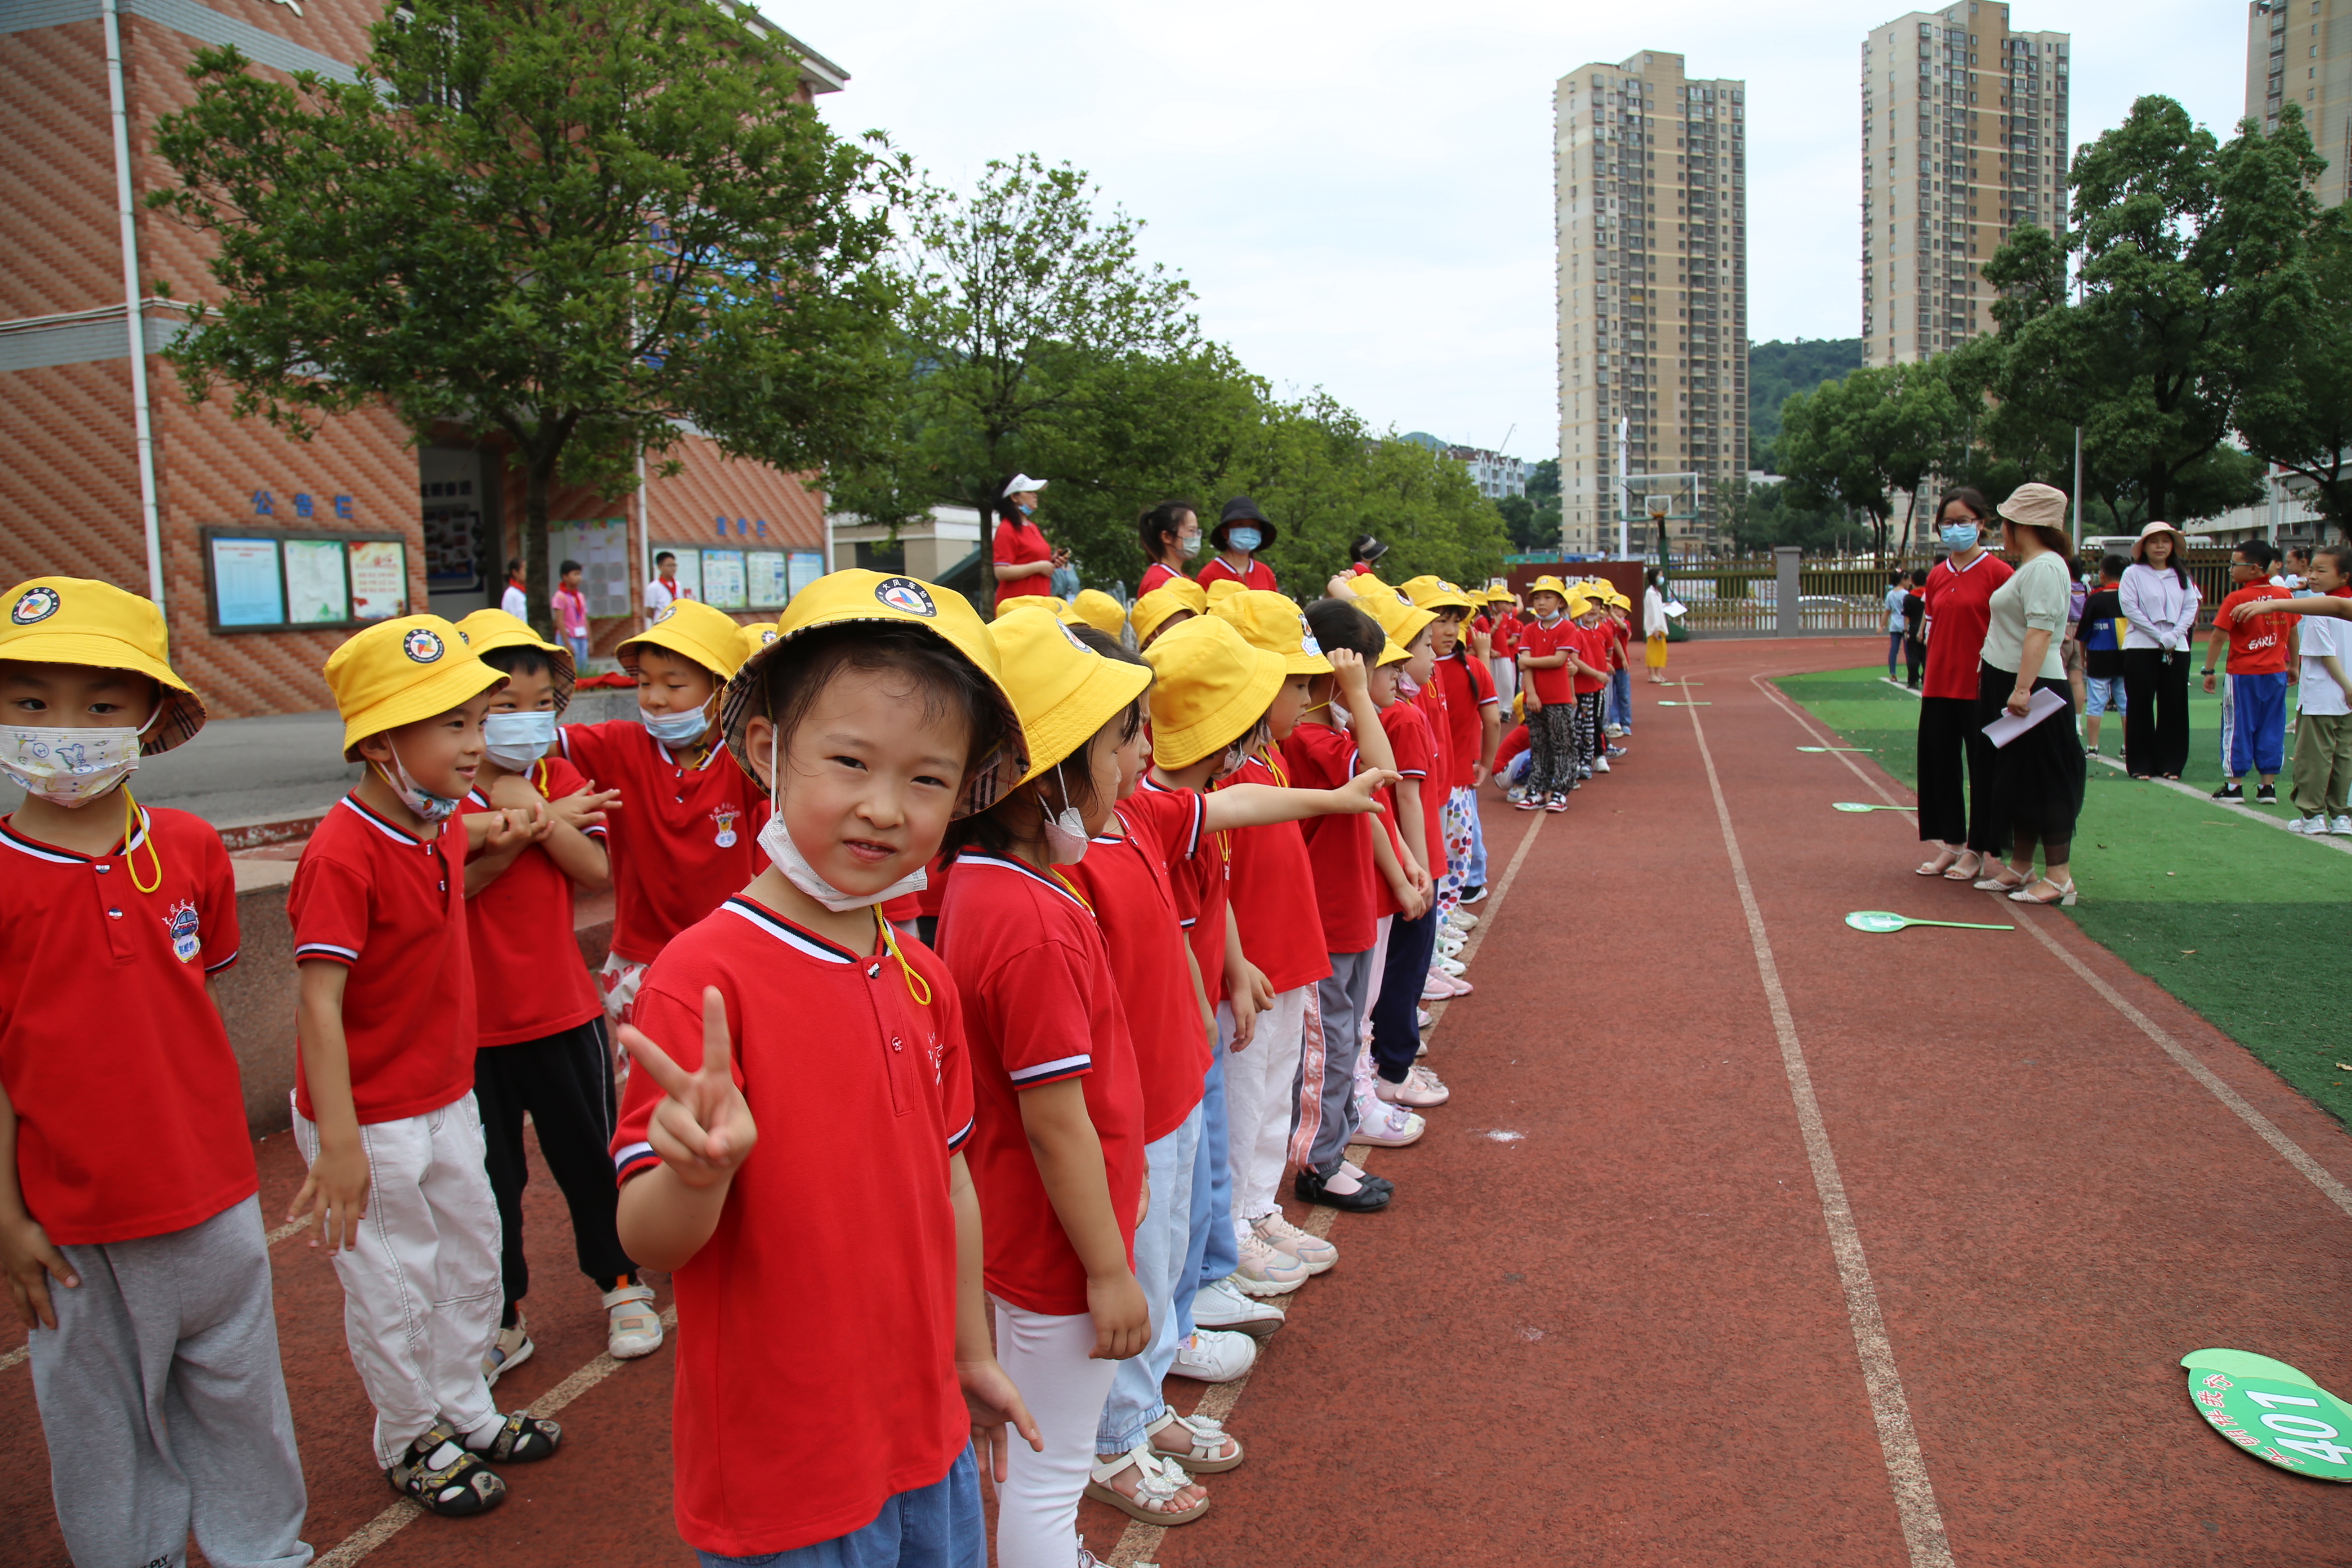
[1778,667,2352,1129]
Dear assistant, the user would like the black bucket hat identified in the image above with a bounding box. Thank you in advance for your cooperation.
[1212,496,1277,551]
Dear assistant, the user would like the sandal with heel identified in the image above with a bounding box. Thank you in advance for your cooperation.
[2009,877,2077,906]
[1973,865,2028,892]
[1940,851,1985,882]
[1148,1409,1245,1473]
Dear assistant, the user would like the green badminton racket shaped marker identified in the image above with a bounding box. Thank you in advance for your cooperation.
[1845,910,2014,934]
[1797,745,1876,752]
[1831,802,1912,813]
[2181,1349,2352,1483]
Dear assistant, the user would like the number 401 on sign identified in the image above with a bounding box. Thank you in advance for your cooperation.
[2181,1348,2352,1481]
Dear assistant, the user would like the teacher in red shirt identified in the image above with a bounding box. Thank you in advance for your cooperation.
[990,473,1066,611]
[1914,486,2014,881]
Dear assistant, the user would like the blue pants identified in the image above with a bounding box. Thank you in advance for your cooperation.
[697,1444,983,1568]
[1097,1102,1202,1451]
[2225,671,2289,778]
[1368,908,1442,1081]
[1462,784,1489,889]
[1181,1040,1235,1335]
[1888,631,1905,678]
[1607,665,1633,732]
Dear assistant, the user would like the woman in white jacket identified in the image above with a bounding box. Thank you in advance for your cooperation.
[2118,521,2201,779]
[1642,571,1671,684]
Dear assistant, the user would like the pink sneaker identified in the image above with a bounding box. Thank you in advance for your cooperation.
[1377,1073,1448,1108]
[1251,1211,1338,1273]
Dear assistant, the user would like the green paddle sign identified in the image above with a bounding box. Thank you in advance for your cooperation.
[2182,1349,2352,1482]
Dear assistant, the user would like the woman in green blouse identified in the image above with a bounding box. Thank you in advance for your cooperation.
[1974,483,2086,905]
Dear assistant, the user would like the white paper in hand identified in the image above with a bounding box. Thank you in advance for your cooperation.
[1981,685,2068,749]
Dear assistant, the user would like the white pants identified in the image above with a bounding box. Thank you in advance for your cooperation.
[1491,656,1518,709]
[293,1092,503,1468]
[1359,914,1394,1050]
[1221,983,1309,1235]
[992,1301,1119,1568]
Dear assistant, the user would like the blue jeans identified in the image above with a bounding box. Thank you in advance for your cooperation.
[1463,783,1489,889]
[1607,666,1632,732]
[696,1444,983,1568]
[1181,1039,1235,1335]
[1096,1102,1202,1453]
[2226,671,2289,778]
[1888,631,1905,678]
[565,634,591,666]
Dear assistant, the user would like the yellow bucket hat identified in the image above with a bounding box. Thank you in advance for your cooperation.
[454,608,574,709]
[616,598,747,682]
[718,571,1026,818]
[0,576,205,753]
[325,614,504,759]
[1132,582,1208,647]
[1141,614,1287,769]
[1204,578,1248,606]
[740,622,779,665]
[1355,583,1437,651]
[1061,589,1128,640]
[1401,575,1477,614]
[1210,589,1333,675]
[1525,574,1571,600]
[988,605,1152,784]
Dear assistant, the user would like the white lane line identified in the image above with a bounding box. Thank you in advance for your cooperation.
[1104,809,1548,1568]
[1755,667,2352,1221]
[313,1306,679,1568]
[1680,691,1955,1568]
[2083,750,2352,858]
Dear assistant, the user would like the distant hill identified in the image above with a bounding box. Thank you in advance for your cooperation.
[1749,338,1863,468]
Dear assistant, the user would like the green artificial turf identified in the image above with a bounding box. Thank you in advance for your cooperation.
[1778,667,2352,1128]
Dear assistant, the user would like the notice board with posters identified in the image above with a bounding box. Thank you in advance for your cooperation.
[202,527,409,633]
[546,518,631,619]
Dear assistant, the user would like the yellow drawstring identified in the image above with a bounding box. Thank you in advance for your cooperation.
[871,908,933,1008]
[123,785,162,894]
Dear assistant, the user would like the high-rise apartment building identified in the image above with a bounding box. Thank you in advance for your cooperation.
[1861,6,2068,368]
[2248,0,2352,207]
[1554,51,1747,555]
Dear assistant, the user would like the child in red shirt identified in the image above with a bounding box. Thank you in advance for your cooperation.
[452,610,656,1375]
[1196,496,1280,593]
[613,572,1039,1562]
[297,614,562,1514]
[0,578,309,1567]
[2203,540,2295,799]
[1283,596,1415,1210]
[556,597,761,1025]
[1567,593,1613,781]
[1514,580,1582,810]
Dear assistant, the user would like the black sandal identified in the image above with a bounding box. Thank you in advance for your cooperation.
[387,1425,507,1516]
[467,1410,563,1464]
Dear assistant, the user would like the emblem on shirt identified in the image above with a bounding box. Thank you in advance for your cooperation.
[926,1030,945,1088]
[875,577,937,618]
[164,898,201,963]
[711,805,739,849]
[11,585,61,625]
[402,627,445,663]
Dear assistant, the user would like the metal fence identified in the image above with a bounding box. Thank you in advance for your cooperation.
[1658,549,2244,636]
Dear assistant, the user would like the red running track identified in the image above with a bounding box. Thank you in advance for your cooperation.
[6,637,2349,1565]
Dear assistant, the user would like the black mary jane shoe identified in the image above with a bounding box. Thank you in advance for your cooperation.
[1295,1168,1392,1213]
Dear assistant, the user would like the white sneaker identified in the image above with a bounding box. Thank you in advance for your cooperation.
[602,1281,663,1360]
[1448,909,1478,929]
[1437,934,1466,958]
[2335,816,2352,836]
[1173,1328,1256,1383]
[1353,1094,1426,1147]
[2291,815,2329,834]
[1438,956,1467,977]
[1252,1210,1338,1273]
[1231,1231,1309,1297]
[1594,756,1611,773]
[1194,1276,1287,1338]
[1416,1008,1431,1030]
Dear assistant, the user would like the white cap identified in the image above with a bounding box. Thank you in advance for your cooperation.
[1006,474,1049,494]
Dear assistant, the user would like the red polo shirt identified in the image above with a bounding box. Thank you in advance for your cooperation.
[992,516,1054,608]
[1279,722,1377,954]
[457,756,607,1046]
[1382,700,1446,879]
[556,720,767,965]
[939,852,1144,1316]
[614,895,971,1558]
[1433,650,1498,779]
[1570,622,1610,694]
[2219,584,2295,674]
[1142,775,1230,1007]
[1921,551,2014,701]
[1215,751,1331,995]
[1197,557,1279,593]
[1073,789,1210,1142]
[289,796,476,1124]
[1520,616,1576,704]
[0,805,254,1245]
[1139,562,1187,595]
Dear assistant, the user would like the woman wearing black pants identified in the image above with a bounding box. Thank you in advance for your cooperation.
[1913,489,2015,880]
[2118,521,2200,779]
[1973,484,2088,905]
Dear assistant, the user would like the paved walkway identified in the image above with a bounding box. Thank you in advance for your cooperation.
[7,637,2349,1565]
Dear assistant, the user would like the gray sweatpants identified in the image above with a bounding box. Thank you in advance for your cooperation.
[29,1193,310,1568]
[1293,948,1380,1174]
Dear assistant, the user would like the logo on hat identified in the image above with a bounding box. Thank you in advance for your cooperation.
[756,628,778,646]
[402,627,446,663]
[1057,622,1090,652]
[875,578,936,617]
[10,586,60,625]
[1395,589,1413,606]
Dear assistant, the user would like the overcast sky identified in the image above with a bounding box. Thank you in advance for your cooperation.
[788,0,2254,466]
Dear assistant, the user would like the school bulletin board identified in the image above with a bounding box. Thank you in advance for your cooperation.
[203,528,410,633]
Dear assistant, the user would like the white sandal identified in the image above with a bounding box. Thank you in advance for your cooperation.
[602,1282,663,1359]
[1148,1409,1245,1474]
[1084,1444,1211,1524]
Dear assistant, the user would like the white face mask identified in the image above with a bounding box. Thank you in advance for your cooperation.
[1,721,146,808]
[482,710,557,772]
[377,741,462,825]
[756,721,928,912]
[641,703,712,747]
[1039,761,1091,865]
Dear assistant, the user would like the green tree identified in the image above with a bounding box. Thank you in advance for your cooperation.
[1748,337,1863,467]
[1774,362,1961,560]
[149,0,903,634]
